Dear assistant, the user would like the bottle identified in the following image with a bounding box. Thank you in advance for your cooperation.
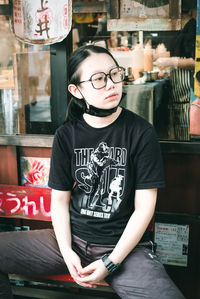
[132,44,144,79]
[144,43,153,72]
[155,43,170,59]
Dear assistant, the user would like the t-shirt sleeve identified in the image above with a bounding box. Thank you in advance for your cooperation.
[48,130,74,191]
[134,126,165,189]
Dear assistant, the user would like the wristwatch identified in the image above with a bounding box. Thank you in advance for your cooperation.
[101,254,121,275]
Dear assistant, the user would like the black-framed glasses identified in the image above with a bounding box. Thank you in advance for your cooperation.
[78,66,125,90]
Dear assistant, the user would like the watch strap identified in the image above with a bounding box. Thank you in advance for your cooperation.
[101,254,121,275]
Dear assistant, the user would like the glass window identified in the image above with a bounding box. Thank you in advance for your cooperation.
[0,15,53,135]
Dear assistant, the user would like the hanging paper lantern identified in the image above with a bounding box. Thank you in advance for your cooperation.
[11,0,72,45]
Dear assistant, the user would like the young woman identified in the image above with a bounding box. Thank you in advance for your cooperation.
[0,45,185,298]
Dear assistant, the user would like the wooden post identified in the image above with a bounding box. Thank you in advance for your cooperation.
[16,53,30,134]
[108,0,120,19]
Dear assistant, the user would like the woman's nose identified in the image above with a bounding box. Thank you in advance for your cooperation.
[105,75,115,89]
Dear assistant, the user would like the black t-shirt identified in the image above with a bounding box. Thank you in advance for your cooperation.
[48,108,165,244]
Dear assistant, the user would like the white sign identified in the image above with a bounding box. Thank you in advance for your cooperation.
[154,222,189,267]
[120,0,169,18]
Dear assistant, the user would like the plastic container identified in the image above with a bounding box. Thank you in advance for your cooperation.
[144,43,153,72]
[110,50,134,69]
[155,43,170,59]
[132,44,144,79]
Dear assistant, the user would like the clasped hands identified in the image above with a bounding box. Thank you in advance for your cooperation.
[64,249,108,288]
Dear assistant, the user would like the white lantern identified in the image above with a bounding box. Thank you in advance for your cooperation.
[11,0,72,45]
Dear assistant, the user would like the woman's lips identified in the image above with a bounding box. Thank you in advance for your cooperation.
[105,93,118,100]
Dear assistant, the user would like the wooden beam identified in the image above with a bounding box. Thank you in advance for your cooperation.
[107,17,181,31]
[0,146,18,185]
[109,0,120,19]
[73,1,106,13]
[169,0,181,19]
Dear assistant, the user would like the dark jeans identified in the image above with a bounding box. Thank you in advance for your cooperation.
[0,229,185,299]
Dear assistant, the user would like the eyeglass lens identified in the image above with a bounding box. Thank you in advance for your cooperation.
[91,67,125,89]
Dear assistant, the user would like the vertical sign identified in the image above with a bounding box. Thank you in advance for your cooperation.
[191,0,200,135]
[194,0,200,97]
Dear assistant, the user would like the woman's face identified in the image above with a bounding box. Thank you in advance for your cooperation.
[76,53,123,110]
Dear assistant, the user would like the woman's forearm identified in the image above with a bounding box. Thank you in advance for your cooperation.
[51,189,72,258]
[156,57,195,70]
[177,58,195,70]
[109,189,157,264]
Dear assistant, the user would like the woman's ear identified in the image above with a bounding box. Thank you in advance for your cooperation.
[68,84,83,99]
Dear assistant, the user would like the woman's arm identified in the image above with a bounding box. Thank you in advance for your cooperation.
[156,57,195,70]
[51,189,72,256]
[51,189,94,287]
[109,188,157,264]
[177,57,195,70]
[78,188,157,284]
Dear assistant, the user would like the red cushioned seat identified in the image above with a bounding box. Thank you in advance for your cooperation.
[36,274,109,286]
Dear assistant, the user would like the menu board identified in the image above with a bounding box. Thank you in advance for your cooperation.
[107,0,181,31]
[120,0,169,18]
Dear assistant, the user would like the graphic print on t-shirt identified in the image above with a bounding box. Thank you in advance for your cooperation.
[74,142,127,219]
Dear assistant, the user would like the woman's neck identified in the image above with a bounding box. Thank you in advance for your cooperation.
[83,107,122,128]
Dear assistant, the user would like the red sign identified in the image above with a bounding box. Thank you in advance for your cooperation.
[0,185,51,221]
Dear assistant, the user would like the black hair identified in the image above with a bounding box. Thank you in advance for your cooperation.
[66,45,119,121]
[172,18,196,59]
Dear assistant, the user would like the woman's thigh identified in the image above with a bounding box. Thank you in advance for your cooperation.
[0,229,68,276]
[106,247,185,299]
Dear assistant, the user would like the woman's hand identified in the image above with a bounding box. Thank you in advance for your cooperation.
[63,249,90,288]
[76,259,108,286]
[64,249,82,277]
[155,57,179,70]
